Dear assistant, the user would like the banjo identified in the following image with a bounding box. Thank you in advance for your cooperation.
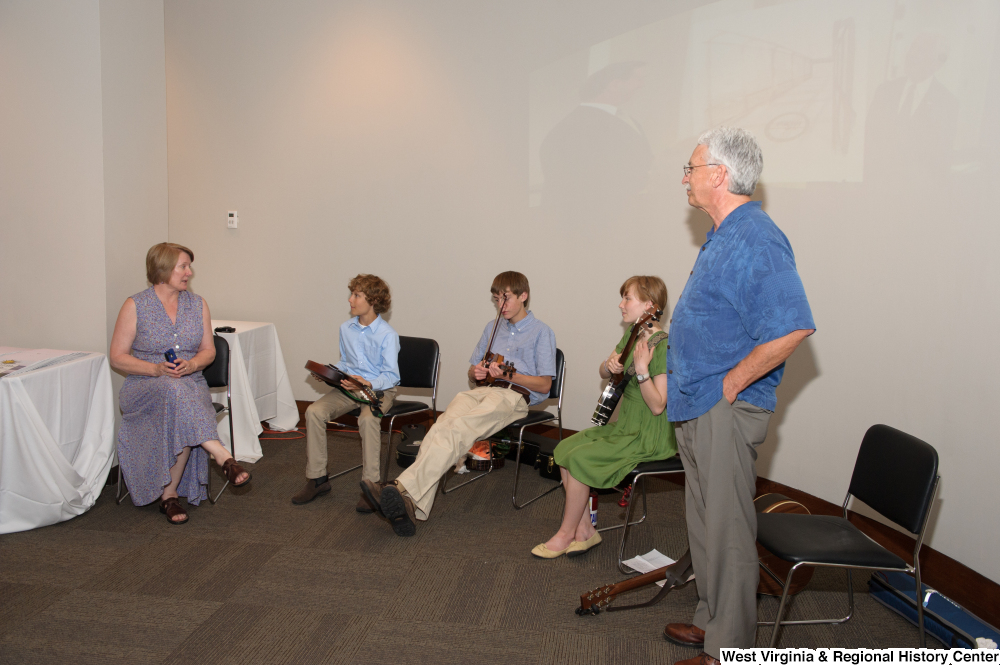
[591,307,662,426]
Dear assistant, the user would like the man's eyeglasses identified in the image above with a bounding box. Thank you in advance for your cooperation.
[683,163,720,176]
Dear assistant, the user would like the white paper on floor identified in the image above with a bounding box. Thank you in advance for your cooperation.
[622,549,677,586]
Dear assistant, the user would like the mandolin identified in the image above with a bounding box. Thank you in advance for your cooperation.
[475,292,517,387]
[305,360,384,417]
[575,494,812,615]
[591,307,662,426]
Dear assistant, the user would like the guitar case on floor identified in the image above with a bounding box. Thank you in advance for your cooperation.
[868,570,999,648]
[394,424,426,469]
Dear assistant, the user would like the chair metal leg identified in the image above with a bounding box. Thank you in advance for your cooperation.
[915,559,926,648]
[208,460,231,503]
[441,448,496,493]
[327,461,363,480]
[322,414,367,482]
[380,414,400,484]
[846,569,855,624]
[768,565,799,647]
[758,564,853,634]
[116,462,130,505]
[598,476,650,534]
[511,425,561,509]
[609,477,649,574]
[209,399,236,504]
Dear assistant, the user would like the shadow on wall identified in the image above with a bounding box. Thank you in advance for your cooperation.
[755,336,819,480]
[539,62,653,228]
[863,33,957,196]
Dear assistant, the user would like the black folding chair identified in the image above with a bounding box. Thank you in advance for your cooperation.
[756,424,940,647]
[440,349,566,503]
[598,455,685,573]
[116,334,235,505]
[327,336,440,483]
[202,334,236,503]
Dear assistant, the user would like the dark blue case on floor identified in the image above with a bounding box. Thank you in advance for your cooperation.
[868,570,1000,649]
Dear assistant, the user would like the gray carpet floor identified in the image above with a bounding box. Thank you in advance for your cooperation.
[0,430,939,664]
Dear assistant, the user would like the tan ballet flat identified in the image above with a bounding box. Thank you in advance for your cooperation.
[531,541,576,559]
[566,532,602,557]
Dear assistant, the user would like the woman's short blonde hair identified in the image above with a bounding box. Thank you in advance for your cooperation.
[620,275,667,312]
[146,243,194,285]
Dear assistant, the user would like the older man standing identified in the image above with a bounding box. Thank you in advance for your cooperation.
[665,127,815,664]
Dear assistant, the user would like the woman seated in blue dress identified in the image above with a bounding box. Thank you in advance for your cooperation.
[110,242,250,524]
[532,276,676,558]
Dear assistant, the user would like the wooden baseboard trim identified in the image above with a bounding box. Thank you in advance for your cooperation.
[292,399,1000,628]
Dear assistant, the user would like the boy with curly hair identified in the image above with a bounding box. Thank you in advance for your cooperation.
[293,274,400,511]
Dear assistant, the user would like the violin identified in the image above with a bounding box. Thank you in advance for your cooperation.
[475,292,516,387]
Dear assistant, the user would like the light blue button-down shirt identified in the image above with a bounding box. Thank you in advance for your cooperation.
[469,311,557,406]
[338,315,400,391]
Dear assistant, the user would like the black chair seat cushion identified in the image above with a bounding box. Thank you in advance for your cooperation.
[508,409,556,429]
[384,400,432,418]
[630,456,684,476]
[757,513,909,570]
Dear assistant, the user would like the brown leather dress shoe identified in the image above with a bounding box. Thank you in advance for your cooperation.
[356,492,376,513]
[674,653,719,665]
[359,479,384,516]
[663,623,705,648]
[291,478,331,505]
[379,482,417,537]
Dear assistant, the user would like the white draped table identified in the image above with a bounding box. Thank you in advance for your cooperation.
[0,347,115,534]
[210,321,298,463]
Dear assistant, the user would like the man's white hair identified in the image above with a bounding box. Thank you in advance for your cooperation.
[697,127,763,196]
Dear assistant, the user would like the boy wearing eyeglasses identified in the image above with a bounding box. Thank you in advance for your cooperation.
[362,271,556,537]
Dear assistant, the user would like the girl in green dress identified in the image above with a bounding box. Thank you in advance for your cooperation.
[531,276,677,558]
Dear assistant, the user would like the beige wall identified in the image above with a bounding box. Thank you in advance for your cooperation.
[0,0,167,358]
[4,0,999,585]
[1,0,108,352]
[99,0,170,422]
[162,0,1000,584]
[0,0,168,428]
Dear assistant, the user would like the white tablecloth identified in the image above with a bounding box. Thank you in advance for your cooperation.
[0,348,115,534]
[210,321,298,463]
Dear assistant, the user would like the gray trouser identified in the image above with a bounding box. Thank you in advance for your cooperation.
[675,398,771,657]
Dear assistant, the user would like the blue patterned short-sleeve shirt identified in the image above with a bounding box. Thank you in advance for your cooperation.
[667,201,814,421]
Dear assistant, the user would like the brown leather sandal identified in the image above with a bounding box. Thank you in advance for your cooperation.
[159,497,188,525]
[222,458,252,487]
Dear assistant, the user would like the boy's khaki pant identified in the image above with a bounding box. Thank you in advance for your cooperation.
[395,386,528,520]
[305,387,397,483]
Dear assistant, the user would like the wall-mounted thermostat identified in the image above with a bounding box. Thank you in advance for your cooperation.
[227,211,238,229]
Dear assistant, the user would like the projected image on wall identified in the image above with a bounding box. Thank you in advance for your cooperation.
[529,0,998,222]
